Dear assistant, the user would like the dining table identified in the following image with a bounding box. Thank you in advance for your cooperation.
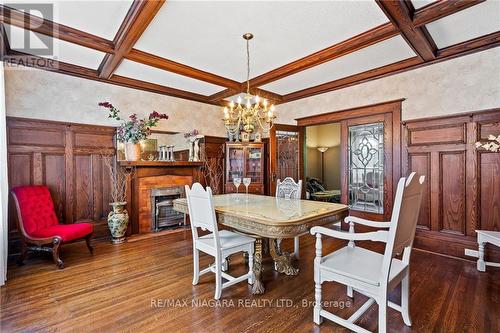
[173,193,348,294]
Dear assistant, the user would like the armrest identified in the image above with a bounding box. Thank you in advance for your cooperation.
[344,216,391,229]
[310,226,388,243]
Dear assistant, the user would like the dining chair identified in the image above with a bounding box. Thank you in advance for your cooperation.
[275,177,303,258]
[310,172,425,333]
[185,183,255,300]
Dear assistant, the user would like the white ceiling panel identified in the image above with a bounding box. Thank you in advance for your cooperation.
[6,0,133,40]
[411,0,436,9]
[5,24,106,69]
[114,59,224,95]
[426,1,500,48]
[134,1,388,81]
[261,36,416,95]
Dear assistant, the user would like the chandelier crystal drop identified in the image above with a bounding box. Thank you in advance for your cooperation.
[223,33,276,135]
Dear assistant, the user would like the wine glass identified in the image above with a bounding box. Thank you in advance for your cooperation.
[243,177,251,200]
[233,177,242,195]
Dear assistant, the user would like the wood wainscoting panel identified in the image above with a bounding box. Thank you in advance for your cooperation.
[479,152,500,231]
[409,153,431,230]
[439,151,466,235]
[403,109,500,261]
[8,127,66,147]
[7,117,116,252]
[408,123,466,146]
[43,153,66,222]
[479,122,500,140]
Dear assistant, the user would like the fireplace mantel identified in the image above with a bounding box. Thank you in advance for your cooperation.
[123,161,203,235]
[119,161,203,168]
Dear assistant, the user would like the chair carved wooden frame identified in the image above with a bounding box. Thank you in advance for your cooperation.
[11,186,94,269]
[276,177,303,258]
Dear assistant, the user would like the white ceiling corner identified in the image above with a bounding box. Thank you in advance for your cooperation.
[5,23,106,69]
[114,59,225,95]
[261,36,417,95]
[425,1,500,48]
[134,1,389,82]
[6,0,134,40]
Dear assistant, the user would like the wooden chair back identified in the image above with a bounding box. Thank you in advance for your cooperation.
[276,177,302,199]
[185,183,219,244]
[381,172,426,283]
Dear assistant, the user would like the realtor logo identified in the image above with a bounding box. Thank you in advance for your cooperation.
[2,3,58,69]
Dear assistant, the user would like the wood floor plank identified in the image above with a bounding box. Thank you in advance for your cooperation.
[1,231,498,332]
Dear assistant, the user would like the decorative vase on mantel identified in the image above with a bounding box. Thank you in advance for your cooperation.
[124,142,141,161]
[108,202,129,244]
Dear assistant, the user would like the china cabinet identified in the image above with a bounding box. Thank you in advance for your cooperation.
[225,142,265,194]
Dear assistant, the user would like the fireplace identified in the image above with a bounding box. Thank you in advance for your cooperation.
[151,187,185,232]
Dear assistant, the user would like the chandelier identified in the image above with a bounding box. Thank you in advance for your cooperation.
[223,33,276,135]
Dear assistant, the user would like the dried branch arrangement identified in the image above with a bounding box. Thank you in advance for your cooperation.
[203,145,225,195]
[475,134,500,152]
[99,150,134,203]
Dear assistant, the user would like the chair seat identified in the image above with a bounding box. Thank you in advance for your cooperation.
[30,223,93,243]
[198,230,254,250]
[320,246,407,286]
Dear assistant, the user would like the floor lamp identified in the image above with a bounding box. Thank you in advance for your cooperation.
[317,147,329,183]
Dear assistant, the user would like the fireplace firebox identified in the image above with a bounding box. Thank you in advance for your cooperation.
[151,187,185,232]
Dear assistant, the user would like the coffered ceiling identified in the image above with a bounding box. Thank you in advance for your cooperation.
[1,0,499,107]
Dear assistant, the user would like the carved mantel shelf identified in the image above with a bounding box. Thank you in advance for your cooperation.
[119,161,204,168]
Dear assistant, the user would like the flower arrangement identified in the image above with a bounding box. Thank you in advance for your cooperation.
[184,129,200,139]
[475,134,500,152]
[99,102,168,143]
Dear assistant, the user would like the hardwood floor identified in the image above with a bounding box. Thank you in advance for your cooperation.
[1,231,499,332]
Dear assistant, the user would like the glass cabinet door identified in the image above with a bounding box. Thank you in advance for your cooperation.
[348,122,384,214]
[227,146,244,182]
[246,147,263,183]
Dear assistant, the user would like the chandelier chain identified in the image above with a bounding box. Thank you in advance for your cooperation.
[246,38,250,94]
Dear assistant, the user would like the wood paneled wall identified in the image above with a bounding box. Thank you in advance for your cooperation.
[402,109,500,260]
[7,117,116,251]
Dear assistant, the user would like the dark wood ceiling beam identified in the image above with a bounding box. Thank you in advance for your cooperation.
[98,0,165,79]
[0,5,114,53]
[282,57,422,102]
[109,75,221,105]
[208,88,239,103]
[126,49,241,89]
[3,49,223,106]
[413,0,485,27]
[1,24,10,58]
[437,30,500,58]
[282,30,500,103]
[5,50,99,78]
[376,0,437,61]
[249,88,283,103]
[248,23,399,88]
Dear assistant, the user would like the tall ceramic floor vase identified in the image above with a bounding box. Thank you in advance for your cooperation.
[108,202,129,244]
[125,142,141,161]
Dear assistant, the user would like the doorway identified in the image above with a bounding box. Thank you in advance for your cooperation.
[304,123,342,203]
[296,99,403,222]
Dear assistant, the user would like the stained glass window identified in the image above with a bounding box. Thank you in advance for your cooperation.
[348,123,384,213]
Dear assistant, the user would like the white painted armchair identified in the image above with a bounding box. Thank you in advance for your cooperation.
[310,172,425,333]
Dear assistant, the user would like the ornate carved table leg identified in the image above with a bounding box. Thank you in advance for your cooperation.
[251,238,265,294]
[269,238,299,276]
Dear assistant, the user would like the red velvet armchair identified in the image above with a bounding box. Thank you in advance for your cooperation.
[11,185,94,269]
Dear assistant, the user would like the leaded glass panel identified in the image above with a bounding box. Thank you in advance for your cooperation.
[348,122,384,213]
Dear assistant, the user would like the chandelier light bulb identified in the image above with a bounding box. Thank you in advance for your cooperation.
[237,96,242,104]
[263,99,268,107]
[255,95,260,103]
[229,101,235,108]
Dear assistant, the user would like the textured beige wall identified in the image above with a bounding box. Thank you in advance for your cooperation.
[275,47,500,124]
[4,67,227,137]
[305,123,341,190]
